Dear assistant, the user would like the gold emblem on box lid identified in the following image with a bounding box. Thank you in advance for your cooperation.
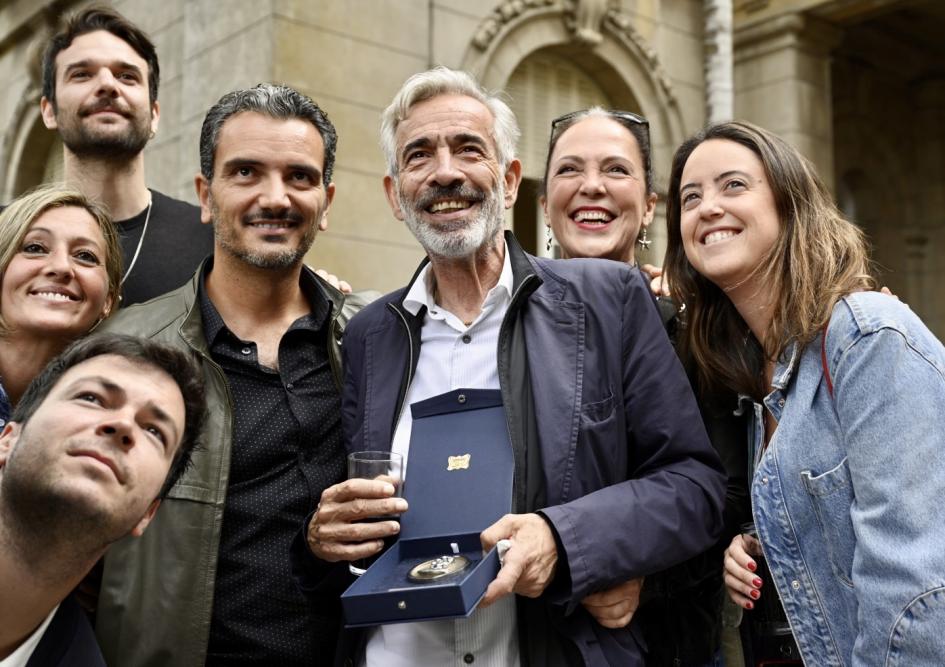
[408,555,471,582]
[447,454,471,471]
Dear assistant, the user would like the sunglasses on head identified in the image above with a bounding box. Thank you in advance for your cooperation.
[550,109,649,141]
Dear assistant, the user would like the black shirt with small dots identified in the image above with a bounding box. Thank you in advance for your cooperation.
[199,267,345,665]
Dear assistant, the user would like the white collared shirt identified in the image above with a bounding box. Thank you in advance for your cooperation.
[363,249,520,667]
[0,605,58,667]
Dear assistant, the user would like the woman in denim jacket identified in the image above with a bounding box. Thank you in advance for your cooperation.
[662,120,945,666]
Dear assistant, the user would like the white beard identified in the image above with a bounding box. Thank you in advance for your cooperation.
[399,181,505,259]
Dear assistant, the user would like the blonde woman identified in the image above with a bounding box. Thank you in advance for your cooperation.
[0,185,121,424]
[665,121,945,664]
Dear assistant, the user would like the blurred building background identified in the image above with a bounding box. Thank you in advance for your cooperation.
[0,0,942,332]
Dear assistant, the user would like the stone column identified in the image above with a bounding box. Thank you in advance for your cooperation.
[733,12,841,189]
[704,0,733,123]
[171,1,276,199]
[914,79,945,229]
[909,78,945,333]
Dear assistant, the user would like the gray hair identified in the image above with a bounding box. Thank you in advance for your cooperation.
[380,67,520,175]
[199,83,338,184]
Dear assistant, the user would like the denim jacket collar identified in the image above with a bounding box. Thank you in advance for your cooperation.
[771,341,802,391]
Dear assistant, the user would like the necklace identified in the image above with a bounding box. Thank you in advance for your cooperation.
[120,196,153,286]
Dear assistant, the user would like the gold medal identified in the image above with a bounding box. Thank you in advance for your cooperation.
[407,555,470,582]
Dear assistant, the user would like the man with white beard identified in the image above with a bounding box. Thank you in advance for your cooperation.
[302,67,726,666]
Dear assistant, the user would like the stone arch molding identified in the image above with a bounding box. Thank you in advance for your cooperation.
[461,0,687,158]
[1,18,61,201]
[1,84,50,201]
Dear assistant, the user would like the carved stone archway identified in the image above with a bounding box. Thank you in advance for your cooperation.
[461,0,687,174]
[459,1,688,257]
[0,87,60,201]
[0,18,61,201]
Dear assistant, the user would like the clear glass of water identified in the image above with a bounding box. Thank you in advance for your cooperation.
[347,451,403,576]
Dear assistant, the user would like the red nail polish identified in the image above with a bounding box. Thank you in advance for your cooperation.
[746,561,757,572]
[745,601,754,610]
[753,578,763,588]
[749,589,760,600]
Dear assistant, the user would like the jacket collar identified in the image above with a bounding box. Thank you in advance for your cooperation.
[737,341,802,410]
[402,243,514,318]
[179,261,209,356]
[393,231,545,316]
[176,256,347,355]
[771,340,803,391]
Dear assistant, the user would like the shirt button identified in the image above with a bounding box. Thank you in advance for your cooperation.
[241,347,252,355]
[777,398,785,407]
[286,382,294,391]
[791,580,800,590]
[462,334,471,344]
[463,654,474,664]
[762,476,769,484]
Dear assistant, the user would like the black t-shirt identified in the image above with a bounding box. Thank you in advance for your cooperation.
[117,190,214,306]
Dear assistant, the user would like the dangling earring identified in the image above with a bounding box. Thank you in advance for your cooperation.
[636,226,651,251]
[546,226,554,252]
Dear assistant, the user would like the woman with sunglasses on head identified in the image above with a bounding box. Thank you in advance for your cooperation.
[663,120,945,665]
[541,108,750,667]
[0,185,121,426]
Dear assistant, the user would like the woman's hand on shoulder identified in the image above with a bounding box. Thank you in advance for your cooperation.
[313,267,352,294]
[640,264,671,298]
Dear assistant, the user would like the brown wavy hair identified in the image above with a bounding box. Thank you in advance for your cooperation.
[664,121,875,399]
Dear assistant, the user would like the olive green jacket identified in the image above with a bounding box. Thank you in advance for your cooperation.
[95,261,372,666]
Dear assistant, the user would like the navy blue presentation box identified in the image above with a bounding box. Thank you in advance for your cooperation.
[341,388,513,627]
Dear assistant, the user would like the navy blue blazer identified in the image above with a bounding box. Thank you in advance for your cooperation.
[26,595,104,667]
[339,234,726,665]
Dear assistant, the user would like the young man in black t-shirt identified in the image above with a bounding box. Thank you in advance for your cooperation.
[40,7,213,306]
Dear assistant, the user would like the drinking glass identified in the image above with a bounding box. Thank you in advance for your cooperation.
[740,522,801,662]
[347,451,404,576]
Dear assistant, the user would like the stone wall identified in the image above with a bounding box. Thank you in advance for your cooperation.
[0,0,709,294]
[733,0,945,335]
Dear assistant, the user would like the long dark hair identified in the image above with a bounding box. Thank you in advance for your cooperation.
[664,121,874,399]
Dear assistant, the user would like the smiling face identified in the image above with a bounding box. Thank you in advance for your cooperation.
[41,30,158,160]
[0,354,185,541]
[196,111,335,270]
[383,94,521,258]
[542,115,656,263]
[1,206,111,341]
[678,139,781,293]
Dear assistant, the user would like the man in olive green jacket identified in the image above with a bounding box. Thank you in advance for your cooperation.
[96,84,371,666]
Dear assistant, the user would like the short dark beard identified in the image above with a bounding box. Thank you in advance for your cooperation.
[0,444,123,581]
[56,103,151,161]
[212,202,315,270]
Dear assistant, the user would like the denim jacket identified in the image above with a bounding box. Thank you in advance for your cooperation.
[750,292,945,666]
